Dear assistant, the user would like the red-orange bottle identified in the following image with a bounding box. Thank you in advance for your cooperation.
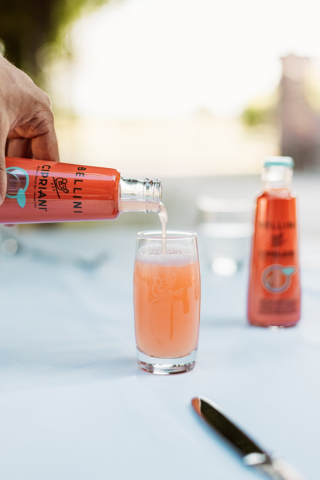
[0,157,162,224]
[248,157,301,327]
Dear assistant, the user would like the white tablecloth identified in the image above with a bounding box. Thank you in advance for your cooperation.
[0,226,319,480]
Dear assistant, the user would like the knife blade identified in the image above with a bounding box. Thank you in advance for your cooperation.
[191,396,308,480]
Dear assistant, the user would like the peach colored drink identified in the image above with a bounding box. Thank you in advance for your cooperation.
[134,260,200,358]
[134,231,201,374]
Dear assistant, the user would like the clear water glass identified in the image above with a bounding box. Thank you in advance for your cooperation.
[196,196,254,276]
[134,231,201,375]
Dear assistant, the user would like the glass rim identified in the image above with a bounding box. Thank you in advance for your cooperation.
[137,230,197,240]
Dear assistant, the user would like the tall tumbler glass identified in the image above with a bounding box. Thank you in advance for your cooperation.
[134,231,201,375]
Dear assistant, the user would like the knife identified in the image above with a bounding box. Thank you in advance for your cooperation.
[191,396,307,480]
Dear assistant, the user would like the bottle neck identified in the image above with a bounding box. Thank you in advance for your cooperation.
[262,166,293,195]
[119,176,162,213]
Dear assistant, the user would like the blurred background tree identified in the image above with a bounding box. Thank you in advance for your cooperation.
[242,91,278,128]
[0,0,113,84]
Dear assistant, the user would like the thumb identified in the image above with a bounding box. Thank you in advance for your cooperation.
[0,116,9,206]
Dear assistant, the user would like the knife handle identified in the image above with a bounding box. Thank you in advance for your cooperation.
[259,456,308,480]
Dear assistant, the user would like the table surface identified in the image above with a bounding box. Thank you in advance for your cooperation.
[0,219,319,480]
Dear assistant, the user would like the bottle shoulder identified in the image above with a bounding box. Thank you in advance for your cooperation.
[257,190,296,202]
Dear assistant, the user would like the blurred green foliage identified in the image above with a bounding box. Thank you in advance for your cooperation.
[242,91,278,127]
[242,104,276,127]
[0,0,112,82]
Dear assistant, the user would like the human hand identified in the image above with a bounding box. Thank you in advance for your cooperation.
[0,55,59,205]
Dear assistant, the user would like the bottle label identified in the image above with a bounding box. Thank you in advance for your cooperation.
[1,157,120,224]
[6,167,29,208]
[261,264,296,294]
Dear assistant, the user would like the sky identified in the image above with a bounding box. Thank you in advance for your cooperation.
[63,0,320,118]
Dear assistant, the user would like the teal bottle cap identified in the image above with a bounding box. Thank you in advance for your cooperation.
[263,156,294,168]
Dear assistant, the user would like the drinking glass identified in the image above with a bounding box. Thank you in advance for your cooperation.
[134,231,201,375]
[196,196,254,276]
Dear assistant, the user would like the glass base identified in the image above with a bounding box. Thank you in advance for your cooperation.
[136,348,197,375]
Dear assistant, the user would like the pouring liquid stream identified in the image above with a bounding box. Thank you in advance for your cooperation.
[158,202,168,253]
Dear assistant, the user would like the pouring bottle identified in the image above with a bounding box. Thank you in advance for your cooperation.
[1,157,162,224]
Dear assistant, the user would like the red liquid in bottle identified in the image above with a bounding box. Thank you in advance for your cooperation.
[1,157,162,224]
[248,183,301,327]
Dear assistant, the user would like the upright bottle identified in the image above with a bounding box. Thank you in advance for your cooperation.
[0,157,162,224]
[248,157,301,327]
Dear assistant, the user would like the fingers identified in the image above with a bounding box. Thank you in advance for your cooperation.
[30,91,60,162]
[0,116,10,206]
[6,138,32,159]
[14,109,60,163]
[31,119,60,162]
[1,57,60,165]
[0,159,6,206]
